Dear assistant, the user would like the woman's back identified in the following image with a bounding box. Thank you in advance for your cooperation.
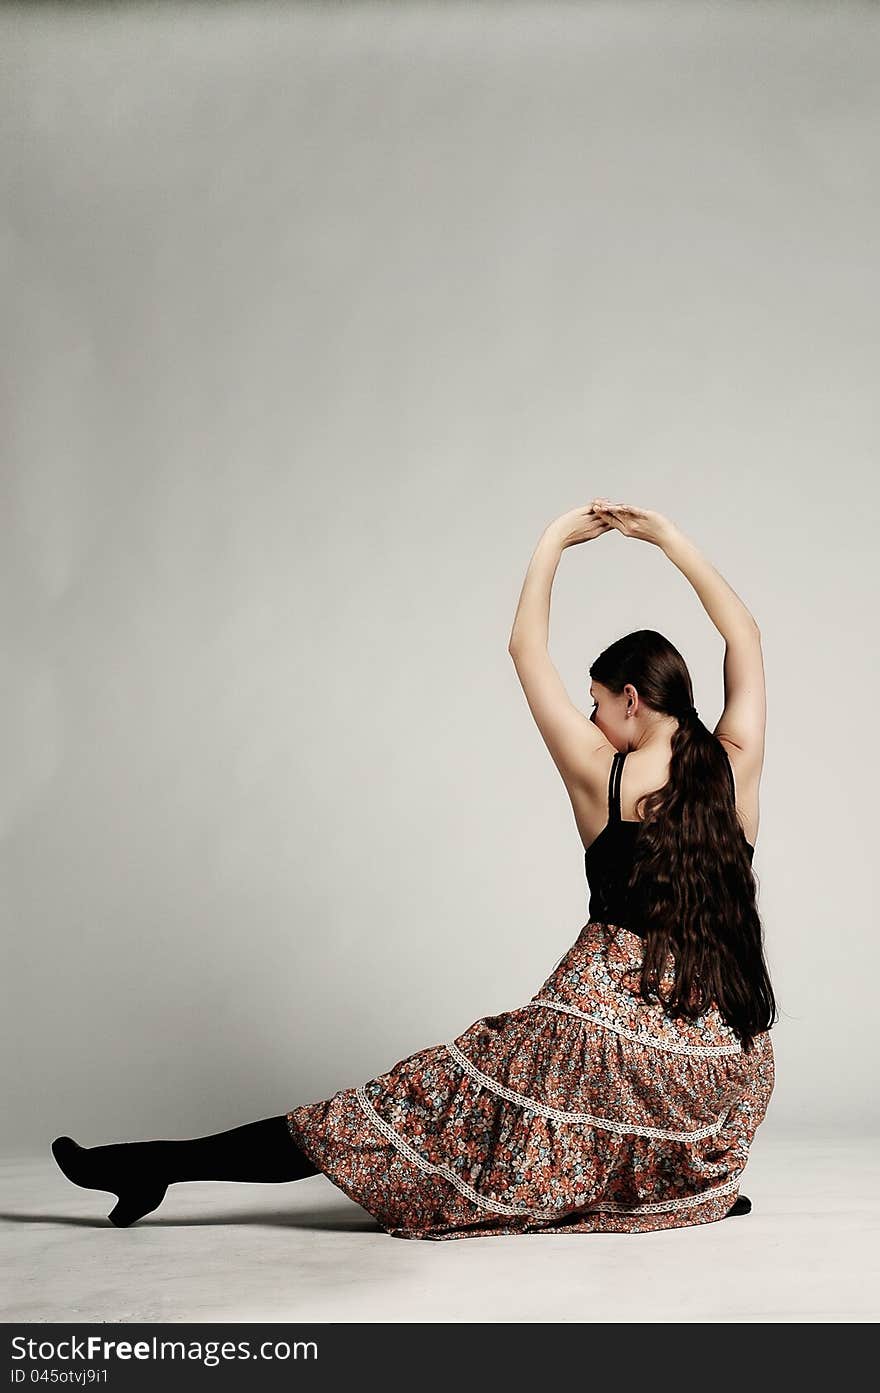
[583,747,756,936]
[574,740,759,856]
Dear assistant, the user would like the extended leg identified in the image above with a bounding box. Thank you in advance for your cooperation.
[51,1113,320,1228]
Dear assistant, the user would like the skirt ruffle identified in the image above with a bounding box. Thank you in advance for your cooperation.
[286,919,775,1239]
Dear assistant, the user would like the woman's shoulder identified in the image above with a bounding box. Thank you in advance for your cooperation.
[714,735,761,850]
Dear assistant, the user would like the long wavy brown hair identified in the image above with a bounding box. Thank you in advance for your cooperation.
[589,629,778,1054]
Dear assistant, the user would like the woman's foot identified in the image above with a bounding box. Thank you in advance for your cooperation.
[51,1136,168,1227]
[723,1194,752,1219]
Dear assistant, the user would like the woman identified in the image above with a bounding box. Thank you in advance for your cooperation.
[52,500,777,1236]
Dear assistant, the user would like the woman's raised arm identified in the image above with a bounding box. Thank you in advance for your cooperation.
[591,501,766,807]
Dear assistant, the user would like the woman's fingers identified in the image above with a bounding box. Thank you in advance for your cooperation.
[591,504,673,548]
[589,499,640,516]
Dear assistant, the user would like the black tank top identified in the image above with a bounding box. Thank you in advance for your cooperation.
[584,749,755,936]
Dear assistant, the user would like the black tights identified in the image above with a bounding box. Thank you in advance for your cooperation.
[138,1114,321,1184]
[51,1113,321,1227]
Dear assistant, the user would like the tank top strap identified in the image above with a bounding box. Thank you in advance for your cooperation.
[608,750,627,824]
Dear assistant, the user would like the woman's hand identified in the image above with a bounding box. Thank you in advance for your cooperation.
[587,499,680,551]
[549,505,615,549]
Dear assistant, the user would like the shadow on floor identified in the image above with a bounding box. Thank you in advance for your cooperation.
[0,1206,382,1232]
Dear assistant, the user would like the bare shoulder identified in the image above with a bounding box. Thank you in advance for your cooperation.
[714,732,762,849]
[579,733,618,799]
[564,734,617,839]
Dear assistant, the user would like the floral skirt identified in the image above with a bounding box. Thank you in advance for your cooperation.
[285,919,775,1240]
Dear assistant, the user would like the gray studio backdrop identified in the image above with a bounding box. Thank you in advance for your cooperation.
[2,0,877,1156]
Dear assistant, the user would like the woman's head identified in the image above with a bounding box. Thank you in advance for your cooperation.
[588,629,777,1052]
[588,629,697,752]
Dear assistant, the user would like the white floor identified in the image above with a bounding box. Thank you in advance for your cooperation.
[3,1132,878,1323]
